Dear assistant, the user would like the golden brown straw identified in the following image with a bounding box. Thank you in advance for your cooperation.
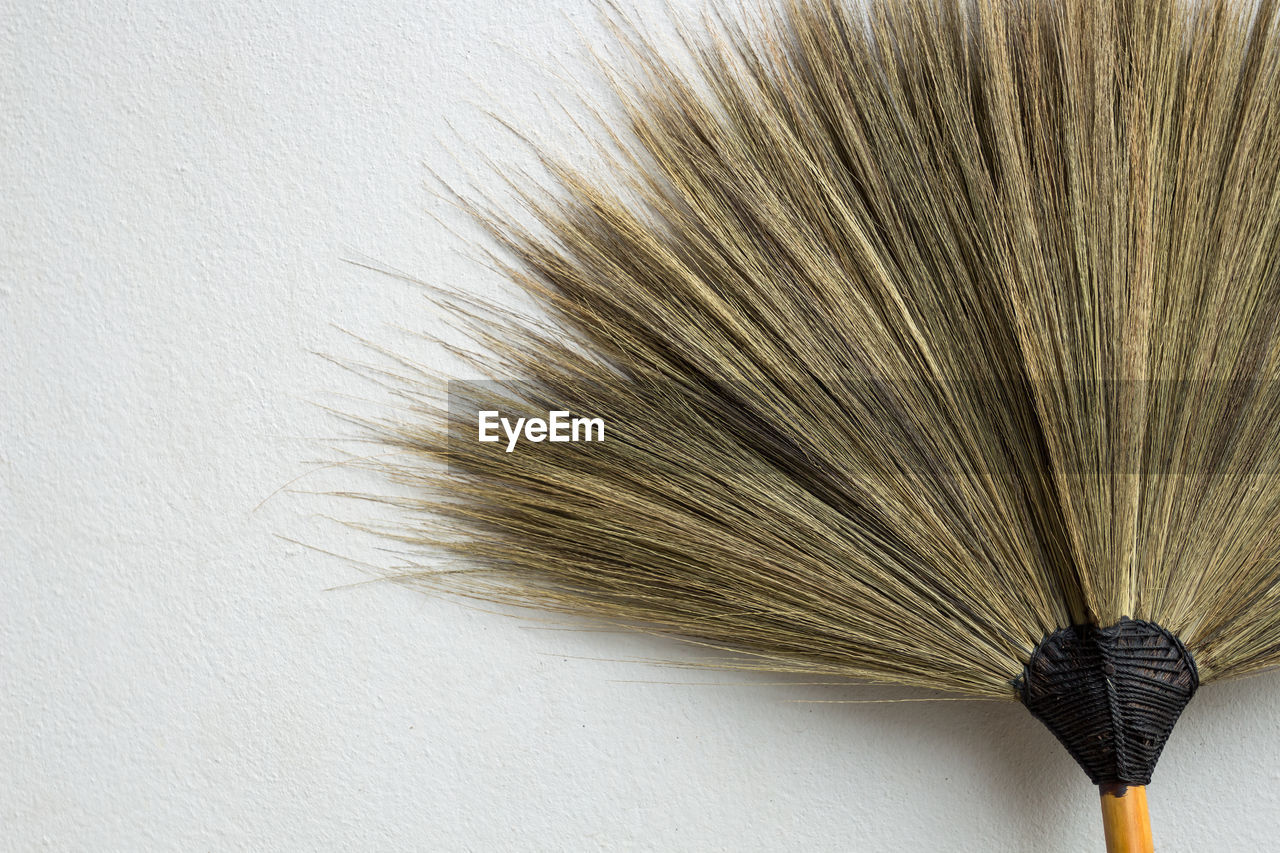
[360,0,1280,724]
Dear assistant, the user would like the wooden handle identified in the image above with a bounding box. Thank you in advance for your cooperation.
[1099,784,1154,853]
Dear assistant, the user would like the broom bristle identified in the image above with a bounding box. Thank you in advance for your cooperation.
[368,0,1280,701]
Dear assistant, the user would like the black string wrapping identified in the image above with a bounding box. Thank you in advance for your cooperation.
[1014,618,1199,786]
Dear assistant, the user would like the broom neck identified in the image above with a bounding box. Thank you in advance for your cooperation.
[1015,617,1198,787]
[1100,784,1154,853]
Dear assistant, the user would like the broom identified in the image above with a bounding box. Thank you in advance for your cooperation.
[358,0,1280,849]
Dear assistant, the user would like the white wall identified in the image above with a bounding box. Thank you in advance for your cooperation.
[3,1,1279,850]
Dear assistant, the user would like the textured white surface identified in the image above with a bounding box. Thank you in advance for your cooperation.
[4,1,1280,850]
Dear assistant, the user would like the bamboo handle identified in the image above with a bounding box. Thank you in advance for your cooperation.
[1099,784,1154,853]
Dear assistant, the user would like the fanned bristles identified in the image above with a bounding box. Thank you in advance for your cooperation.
[367,0,1280,698]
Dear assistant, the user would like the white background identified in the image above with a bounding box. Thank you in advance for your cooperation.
[4,1,1280,850]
